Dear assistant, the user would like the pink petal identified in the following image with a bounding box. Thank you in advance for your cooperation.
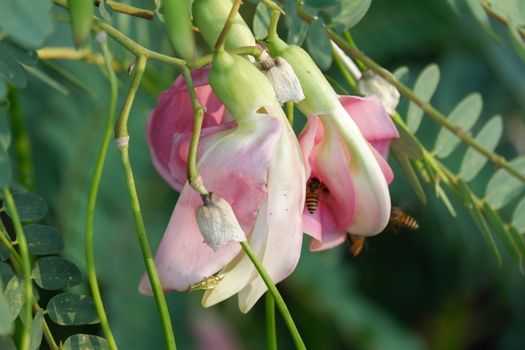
[147,67,227,191]
[237,122,305,312]
[339,95,399,159]
[140,115,283,293]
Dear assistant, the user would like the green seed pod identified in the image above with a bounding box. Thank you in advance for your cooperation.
[209,51,276,121]
[268,37,339,114]
[68,0,94,47]
[192,0,255,49]
[162,0,196,60]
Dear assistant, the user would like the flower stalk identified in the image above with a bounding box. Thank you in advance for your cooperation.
[240,241,306,350]
[113,56,177,350]
[85,31,119,350]
[2,188,32,350]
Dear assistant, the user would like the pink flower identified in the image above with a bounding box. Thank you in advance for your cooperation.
[299,95,399,251]
[140,67,305,312]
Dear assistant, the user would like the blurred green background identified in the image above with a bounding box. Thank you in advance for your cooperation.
[5,0,525,349]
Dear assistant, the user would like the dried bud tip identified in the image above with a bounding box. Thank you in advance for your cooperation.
[358,70,400,115]
[260,55,305,104]
[196,194,246,251]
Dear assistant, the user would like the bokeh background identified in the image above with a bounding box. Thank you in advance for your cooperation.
[6,0,525,349]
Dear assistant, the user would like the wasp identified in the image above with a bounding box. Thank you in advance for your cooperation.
[189,274,224,291]
[305,177,329,214]
[349,234,366,257]
[390,207,419,231]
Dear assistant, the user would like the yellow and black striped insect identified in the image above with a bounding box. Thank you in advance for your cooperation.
[390,207,419,231]
[349,234,366,257]
[305,177,329,214]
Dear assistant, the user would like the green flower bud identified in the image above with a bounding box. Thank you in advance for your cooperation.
[68,0,94,47]
[209,51,277,121]
[268,37,339,114]
[162,0,196,60]
[192,0,256,49]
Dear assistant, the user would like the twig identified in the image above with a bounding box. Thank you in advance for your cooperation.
[2,189,32,350]
[114,55,177,350]
[84,31,119,350]
[289,5,525,183]
[480,0,525,41]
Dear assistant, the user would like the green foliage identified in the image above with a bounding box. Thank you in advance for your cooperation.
[32,256,82,290]
[253,1,272,40]
[0,0,53,48]
[485,156,525,209]
[24,224,65,256]
[305,19,332,70]
[46,293,99,326]
[459,116,503,182]
[0,40,37,101]
[63,334,109,350]
[29,310,43,350]
[512,197,525,233]
[0,278,13,336]
[3,192,48,222]
[3,276,23,323]
[434,92,482,158]
[407,64,440,132]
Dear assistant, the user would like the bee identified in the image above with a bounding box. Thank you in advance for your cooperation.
[390,207,419,231]
[305,177,328,214]
[189,274,224,291]
[349,234,366,257]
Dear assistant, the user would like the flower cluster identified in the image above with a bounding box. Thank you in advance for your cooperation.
[139,1,399,313]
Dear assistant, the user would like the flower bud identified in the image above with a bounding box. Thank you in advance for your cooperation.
[358,71,400,115]
[209,50,277,120]
[196,193,246,251]
[259,51,305,104]
[268,37,339,114]
[192,0,256,49]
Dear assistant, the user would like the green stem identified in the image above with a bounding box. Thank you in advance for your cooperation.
[265,292,278,350]
[267,4,281,42]
[182,68,208,195]
[84,32,119,350]
[0,223,59,350]
[331,46,358,92]
[114,56,177,350]
[0,226,22,268]
[94,0,154,20]
[7,88,34,190]
[288,4,525,184]
[3,188,32,350]
[240,242,305,350]
[480,0,525,41]
[214,0,243,51]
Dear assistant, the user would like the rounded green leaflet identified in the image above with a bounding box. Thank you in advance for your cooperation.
[332,0,372,30]
[306,18,332,70]
[0,278,13,336]
[24,224,64,255]
[0,146,12,188]
[0,108,11,149]
[29,309,44,350]
[63,334,109,350]
[4,275,23,322]
[32,257,82,290]
[512,196,525,234]
[460,116,502,182]
[434,92,483,158]
[485,156,525,209]
[2,191,48,222]
[0,0,53,48]
[46,293,100,326]
[407,64,440,133]
[253,1,272,40]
